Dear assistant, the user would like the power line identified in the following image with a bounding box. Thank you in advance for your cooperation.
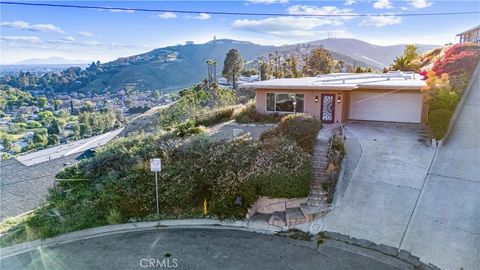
[0,1,479,17]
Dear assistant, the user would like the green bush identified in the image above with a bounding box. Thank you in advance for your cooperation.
[234,101,282,123]
[195,107,235,127]
[174,120,205,137]
[429,109,453,140]
[106,209,123,225]
[260,114,321,154]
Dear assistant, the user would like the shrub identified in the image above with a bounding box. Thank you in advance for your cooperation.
[432,43,480,77]
[106,209,123,225]
[174,120,205,137]
[261,114,321,154]
[195,107,234,126]
[428,109,453,140]
[234,101,282,123]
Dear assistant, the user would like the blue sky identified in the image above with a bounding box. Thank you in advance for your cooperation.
[1,0,479,64]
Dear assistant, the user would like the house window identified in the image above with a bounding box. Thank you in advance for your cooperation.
[266,93,304,113]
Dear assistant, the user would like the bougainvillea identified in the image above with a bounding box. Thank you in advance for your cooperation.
[432,43,480,76]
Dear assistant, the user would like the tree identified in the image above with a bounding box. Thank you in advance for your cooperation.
[222,49,244,90]
[53,99,62,111]
[391,55,409,71]
[152,90,161,100]
[260,62,270,81]
[38,97,48,108]
[391,44,419,71]
[79,123,91,137]
[48,119,62,135]
[33,129,48,145]
[48,134,60,145]
[303,48,335,76]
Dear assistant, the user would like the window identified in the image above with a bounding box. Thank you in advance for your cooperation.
[266,93,304,113]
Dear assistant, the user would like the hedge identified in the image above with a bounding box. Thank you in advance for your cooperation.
[260,114,322,154]
[428,109,453,140]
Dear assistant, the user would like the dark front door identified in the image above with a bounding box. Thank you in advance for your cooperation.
[321,94,335,123]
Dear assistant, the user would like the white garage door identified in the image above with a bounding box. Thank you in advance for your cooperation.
[349,91,423,123]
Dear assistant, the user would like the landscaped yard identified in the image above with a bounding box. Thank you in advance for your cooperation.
[420,43,480,140]
[0,112,321,247]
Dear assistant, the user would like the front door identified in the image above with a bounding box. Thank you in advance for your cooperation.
[321,94,335,123]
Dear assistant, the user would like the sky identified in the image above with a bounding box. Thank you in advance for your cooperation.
[1,0,479,64]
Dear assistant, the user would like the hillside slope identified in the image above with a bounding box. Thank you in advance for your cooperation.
[83,40,275,92]
[307,38,439,68]
[80,38,440,93]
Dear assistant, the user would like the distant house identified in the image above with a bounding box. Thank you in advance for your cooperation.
[457,25,480,44]
[245,72,428,124]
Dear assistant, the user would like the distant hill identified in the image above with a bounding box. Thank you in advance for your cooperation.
[77,38,439,93]
[305,38,439,69]
[82,39,275,92]
[13,57,88,65]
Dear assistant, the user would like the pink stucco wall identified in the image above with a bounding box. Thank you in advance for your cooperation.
[255,89,346,123]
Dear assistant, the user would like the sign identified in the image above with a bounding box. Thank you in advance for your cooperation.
[150,158,161,172]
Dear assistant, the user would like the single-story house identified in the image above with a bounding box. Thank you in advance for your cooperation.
[245,72,428,124]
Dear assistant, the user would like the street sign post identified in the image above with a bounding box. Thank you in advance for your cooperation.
[150,158,161,216]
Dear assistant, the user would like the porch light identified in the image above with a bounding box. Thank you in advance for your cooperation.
[337,96,342,103]
[315,96,319,103]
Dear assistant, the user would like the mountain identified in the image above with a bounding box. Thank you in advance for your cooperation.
[82,39,275,92]
[78,38,439,93]
[13,57,88,65]
[305,38,439,69]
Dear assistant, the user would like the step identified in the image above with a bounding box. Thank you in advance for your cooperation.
[285,207,306,226]
[268,211,286,227]
[300,203,330,215]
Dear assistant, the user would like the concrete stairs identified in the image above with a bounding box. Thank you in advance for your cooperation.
[301,127,332,219]
[249,127,335,228]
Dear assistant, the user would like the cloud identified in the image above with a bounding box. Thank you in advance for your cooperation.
[81,40,102,46]
[193,13,211,20]
[344,0,357,6]
[0,21,64,33]
[373,0,393,9]
[246,0,288,4]
[233,5,355,37]
[109,8,135,13]
[157,12,177,19]
[185,13,211,20]
[409,0,432,9]
[361,14,402,27]
[287,5,355,18]
[63,36,76,42]
[78,31,93,37]
[1,35,41,44]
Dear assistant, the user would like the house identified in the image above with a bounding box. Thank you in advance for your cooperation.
[246,72,428,124]
[457,25,480,44]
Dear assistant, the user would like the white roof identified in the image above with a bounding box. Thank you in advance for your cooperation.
[243,72,426,91]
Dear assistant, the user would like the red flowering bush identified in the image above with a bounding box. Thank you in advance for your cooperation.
[432,43,480,76]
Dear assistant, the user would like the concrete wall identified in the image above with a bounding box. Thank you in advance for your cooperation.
[255,89,346,123]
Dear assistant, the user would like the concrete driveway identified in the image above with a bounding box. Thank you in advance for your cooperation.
[316,122,435,248]
[400,70,480,270]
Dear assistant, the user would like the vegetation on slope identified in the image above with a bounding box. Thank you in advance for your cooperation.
[0,113,319,246]
[419,43,480,139]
